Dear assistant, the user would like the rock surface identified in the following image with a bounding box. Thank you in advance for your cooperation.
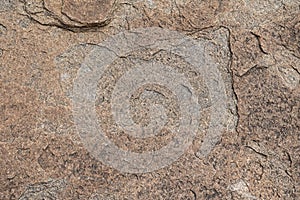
[0,0,299,199]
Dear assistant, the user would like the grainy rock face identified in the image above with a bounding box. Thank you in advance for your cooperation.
[0,0,299,199]
[21,0,116,30]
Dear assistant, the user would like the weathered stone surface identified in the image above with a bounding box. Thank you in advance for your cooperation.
[19,179,67,200]
[62,0,115,24]
[0,0,299,199]
[0,0,15,12]
[20,0,116,31]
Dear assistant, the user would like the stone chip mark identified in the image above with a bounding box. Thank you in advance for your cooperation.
[228,179,257,199]
[0,0,15,12]
[276,66,300,89]
[19,179,67,200]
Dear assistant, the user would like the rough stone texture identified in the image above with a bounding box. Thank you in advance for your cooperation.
[19,179,67,200]
[20,0,116,31]
[0,0,299,200]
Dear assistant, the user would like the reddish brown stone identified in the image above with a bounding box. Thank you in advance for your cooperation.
[62,0,115,24]
[1,0,299,199]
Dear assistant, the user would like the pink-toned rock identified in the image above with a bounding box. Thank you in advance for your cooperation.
[62,0,115,24]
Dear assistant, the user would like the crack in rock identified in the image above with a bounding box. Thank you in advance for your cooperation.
[20,0,116,32]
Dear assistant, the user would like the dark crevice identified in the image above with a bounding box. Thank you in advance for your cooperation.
[237,65,269,77]
[190,189,197,200]
[250,31,268,55]
[245,145,268,158]
[221,25,240,132]
[290,65,300,75]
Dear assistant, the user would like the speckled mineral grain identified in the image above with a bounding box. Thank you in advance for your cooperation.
[0,0,299,199]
